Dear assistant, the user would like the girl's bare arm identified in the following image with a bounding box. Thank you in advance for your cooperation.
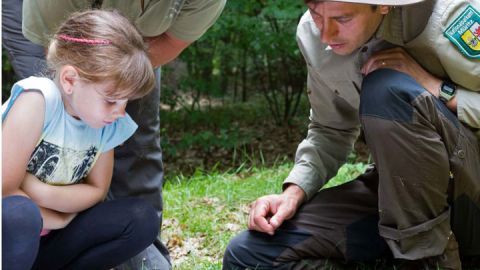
[2,90,45,197]
[21,150,114,213]
[39,206,77,229]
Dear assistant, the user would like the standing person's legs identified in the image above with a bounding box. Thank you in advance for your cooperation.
[32,198,159,270]
[2,196,43,270]
[360,69,480,267]
[109,68,171,269]
[2,0,46,79]
[223,168,391,270]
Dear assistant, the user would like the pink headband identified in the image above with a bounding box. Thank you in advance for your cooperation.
[57,34,111,45]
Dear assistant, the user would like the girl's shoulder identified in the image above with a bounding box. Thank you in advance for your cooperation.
[2,76,62,126]
[14,76,60,100]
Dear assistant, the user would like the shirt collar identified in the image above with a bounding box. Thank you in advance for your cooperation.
[375,1,435,46]
[375,7,405,46]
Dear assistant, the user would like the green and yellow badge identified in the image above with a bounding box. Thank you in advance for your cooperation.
[444,5,480,59]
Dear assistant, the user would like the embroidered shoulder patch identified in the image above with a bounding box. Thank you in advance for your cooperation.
[444,5,480,59]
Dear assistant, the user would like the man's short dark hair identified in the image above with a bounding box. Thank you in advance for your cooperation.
[303,0,378,11]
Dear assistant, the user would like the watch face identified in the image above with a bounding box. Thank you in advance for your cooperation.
[439,81,457,103]
[442,83,455,95]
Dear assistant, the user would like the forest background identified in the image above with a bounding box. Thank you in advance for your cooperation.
[2,1,372,269]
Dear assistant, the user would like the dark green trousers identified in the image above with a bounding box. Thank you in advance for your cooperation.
[223,69,480,269]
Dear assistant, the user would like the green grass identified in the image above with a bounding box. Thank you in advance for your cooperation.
[162,162,368,269]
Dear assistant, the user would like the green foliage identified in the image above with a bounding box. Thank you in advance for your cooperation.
[160,97,311,176]
[174,129,249,153]
[168,0,308,125]
[160,101,264,158]
[250,2,307,125]
[2,48,17,103]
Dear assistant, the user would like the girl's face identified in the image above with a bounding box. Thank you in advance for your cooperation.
[63,77,128,129]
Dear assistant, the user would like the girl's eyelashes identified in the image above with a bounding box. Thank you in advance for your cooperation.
[104,99,119,105]
[104,98,128,106]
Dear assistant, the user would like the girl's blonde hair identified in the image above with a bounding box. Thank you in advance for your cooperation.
[47,10,155,100]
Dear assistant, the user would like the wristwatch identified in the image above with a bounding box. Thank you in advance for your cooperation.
[439,81,457,103]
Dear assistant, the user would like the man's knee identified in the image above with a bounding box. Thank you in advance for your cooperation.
[223,230,276,270]
[223,231,250,270]
[360,69,426,123]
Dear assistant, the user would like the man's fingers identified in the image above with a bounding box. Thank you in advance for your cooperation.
[362,56,381,75]
[254,201,275,234]
[248,198,275,234]
[362,56,390,75]
[269,202,295,229]
[362,48,401,75]
[253,215,274,234]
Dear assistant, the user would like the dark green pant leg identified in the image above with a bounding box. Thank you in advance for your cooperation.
[223,168,389,270]
[360,69,480,260]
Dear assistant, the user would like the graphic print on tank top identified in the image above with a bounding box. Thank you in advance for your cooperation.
[27,140,98,185]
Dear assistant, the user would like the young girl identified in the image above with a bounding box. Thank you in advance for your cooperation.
[2,10,159,270]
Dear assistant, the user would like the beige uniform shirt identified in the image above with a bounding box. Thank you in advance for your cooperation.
[22,0,226,46]
[286,0,480,200]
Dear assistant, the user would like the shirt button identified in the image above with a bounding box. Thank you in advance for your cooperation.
[457,150,465,159]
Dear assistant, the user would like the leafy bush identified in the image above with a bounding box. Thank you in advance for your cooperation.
[166,0,309,125]
[2,48,17,102]
[160,97,312,176]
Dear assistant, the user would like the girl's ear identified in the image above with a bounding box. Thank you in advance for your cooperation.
[379,5,391,15]
[59,65,79,95]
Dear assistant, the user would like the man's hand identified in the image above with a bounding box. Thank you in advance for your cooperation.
[361,47,443,98]
[248,184,305,235]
